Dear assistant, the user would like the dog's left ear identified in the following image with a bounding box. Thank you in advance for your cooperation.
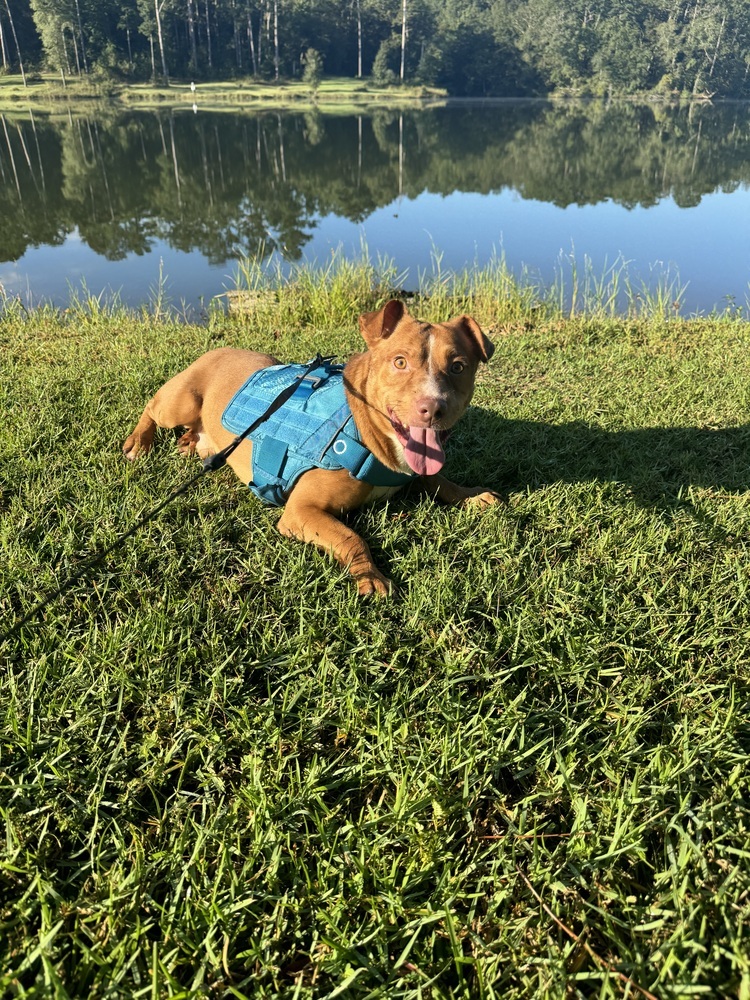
[453,315,495,363]
[359,299,407,346]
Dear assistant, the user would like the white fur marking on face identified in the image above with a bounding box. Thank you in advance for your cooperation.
[423,331,441,399]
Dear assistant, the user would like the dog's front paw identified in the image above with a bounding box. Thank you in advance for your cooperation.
[176,429,199,456]
[356,569,394,598]
[122,433,150,461]
[463,489,503,509]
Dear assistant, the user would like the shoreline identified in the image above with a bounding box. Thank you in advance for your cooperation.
[0,72,739,114]
[0,74,448,113]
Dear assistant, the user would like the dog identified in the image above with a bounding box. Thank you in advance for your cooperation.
[123,299,499,595]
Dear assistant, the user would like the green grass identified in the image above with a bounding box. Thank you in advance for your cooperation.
[0,72,445,113]
[2,258,750,998]
[119,78,446,112]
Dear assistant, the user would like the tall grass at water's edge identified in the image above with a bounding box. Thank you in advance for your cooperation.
[228,246,706,330]
[2,254,750,998]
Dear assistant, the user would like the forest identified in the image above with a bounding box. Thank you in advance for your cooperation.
[0,0,749,99]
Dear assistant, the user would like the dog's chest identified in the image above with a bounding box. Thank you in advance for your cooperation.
[362,483,405,506]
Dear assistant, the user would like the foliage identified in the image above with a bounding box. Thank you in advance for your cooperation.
[371,34,399,86]
[301,46,322,89]
[3,263,750,996]
[2,0,750,97]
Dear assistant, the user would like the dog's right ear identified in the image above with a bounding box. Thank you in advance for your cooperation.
[359,299,407,346]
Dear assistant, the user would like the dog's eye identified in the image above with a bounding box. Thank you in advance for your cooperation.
[450,360,466,374]
[393,356,408,370]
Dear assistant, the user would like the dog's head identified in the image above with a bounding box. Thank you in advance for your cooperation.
[353,299,494,476]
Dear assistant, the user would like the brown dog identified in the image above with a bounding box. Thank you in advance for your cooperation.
[123,299,499,595]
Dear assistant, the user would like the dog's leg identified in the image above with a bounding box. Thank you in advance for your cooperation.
[123,371,203,461]
[278,506,391,596]
[420,474,501,509]
[277,470,391,596]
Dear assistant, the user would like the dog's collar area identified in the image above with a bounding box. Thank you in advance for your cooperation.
[221,359,416,506]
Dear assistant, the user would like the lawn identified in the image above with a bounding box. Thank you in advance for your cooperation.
[0,72,445,113]
[1,260,750,998]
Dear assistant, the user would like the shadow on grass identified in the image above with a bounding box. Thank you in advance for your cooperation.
[452,407,750,506]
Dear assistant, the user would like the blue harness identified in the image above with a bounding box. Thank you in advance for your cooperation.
[221,358,415,506]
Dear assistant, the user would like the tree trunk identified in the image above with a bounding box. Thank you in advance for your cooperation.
[1,113,21,198]
[231,0,241,69]
[247,7,258,75]
[400,0,407,81]
[258,0,263,68]
[154,0,169,82]
[3,0,26,86]
[398,113,403,191]
[273,0,279,81]
[61,27,71,76]
[187,0,198,72]
[169,115,181,204]
[277,114,285,180]
[29,108,45,194]
[74,0,88,73]
[356,0,362,78]
[357,115,361,185]
[205,0,213,71]
[708,12,726,79]
[0,14,8,69]
[71,26,82,76]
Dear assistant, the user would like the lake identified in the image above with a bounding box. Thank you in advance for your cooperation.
[1,99,749,315]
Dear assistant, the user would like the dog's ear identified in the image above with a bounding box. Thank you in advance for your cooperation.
[359,299,407,346]
[452,315,495,363]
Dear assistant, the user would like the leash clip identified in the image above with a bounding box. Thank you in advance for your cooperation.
[202,453,227,472]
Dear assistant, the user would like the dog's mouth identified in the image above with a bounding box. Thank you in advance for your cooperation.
[388,410,449,476]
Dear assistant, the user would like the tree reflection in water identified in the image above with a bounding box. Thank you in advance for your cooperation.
[0,101,749,302]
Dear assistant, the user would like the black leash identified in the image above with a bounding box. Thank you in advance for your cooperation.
[1,354,329,645]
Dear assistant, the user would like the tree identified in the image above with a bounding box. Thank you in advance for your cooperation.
[186,0,197,71]
[137,0,171,81]
[30,0,74,76]
[272,0,279,79]
[511,0,594,91]
[153,0,169,80]
[353,0,362,76]
[301,45,321,88]
[3,0,27,84]
[0,9,9,67]
[372,34,398,84]
[245,0,258,74]
[5,0,750,96]
[592,9,653,93]
[399,0,406,79]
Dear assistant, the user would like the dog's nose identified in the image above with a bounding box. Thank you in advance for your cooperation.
[414,396,444,423]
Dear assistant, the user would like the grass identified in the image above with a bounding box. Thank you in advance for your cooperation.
[119,78,446,113]
[2,256,750,998]
[0,72,446,113]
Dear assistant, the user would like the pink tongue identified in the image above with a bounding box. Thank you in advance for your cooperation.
[403,427,445,476]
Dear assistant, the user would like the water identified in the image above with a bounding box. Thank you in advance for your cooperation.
[1,100,749,314]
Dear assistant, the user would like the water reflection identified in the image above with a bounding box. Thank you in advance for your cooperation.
[0,101,749,306]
